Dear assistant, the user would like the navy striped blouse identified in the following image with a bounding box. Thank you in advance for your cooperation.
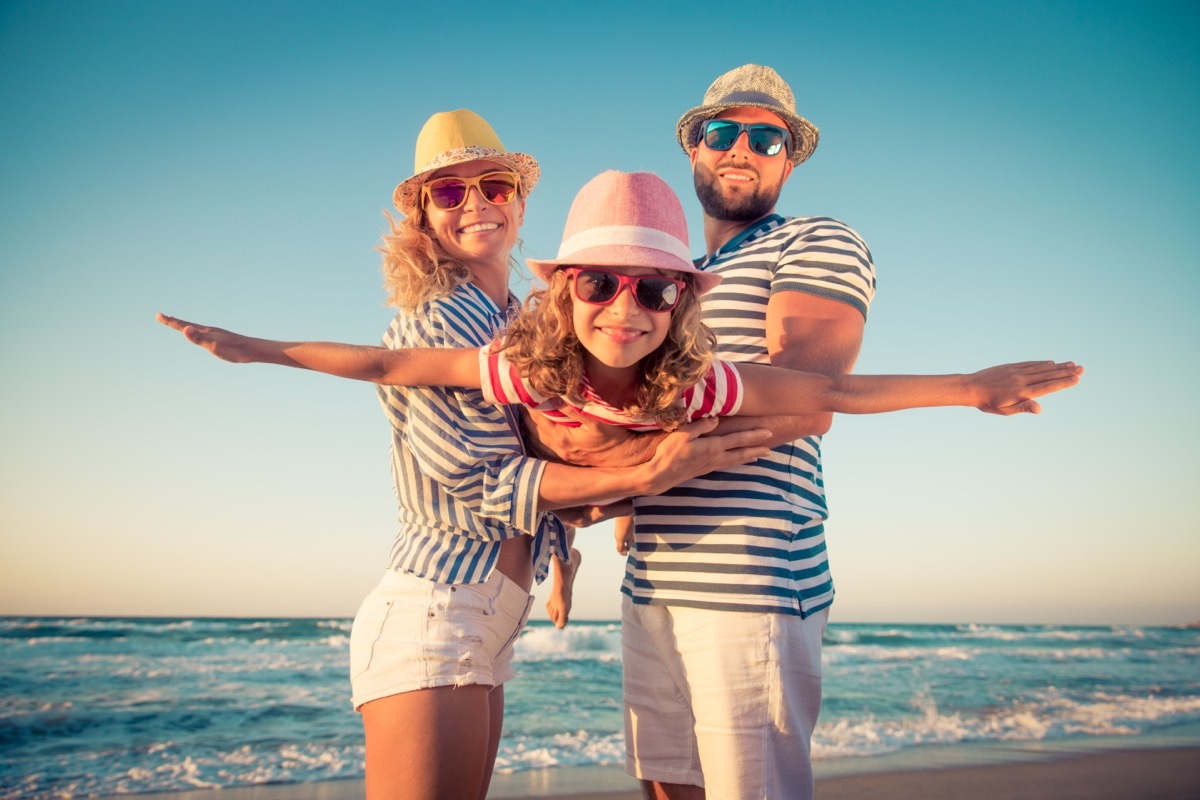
[377,282,566,585]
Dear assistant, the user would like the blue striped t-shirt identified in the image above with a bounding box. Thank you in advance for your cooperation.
[621,214,877,616]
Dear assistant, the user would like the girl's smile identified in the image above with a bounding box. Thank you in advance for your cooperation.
[571,264,675,404]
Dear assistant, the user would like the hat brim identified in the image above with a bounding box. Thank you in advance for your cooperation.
[676,103,819,166]
[393,148,540,214]
[527,246,722,296]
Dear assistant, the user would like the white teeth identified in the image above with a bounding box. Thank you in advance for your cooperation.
[460,223,500,234]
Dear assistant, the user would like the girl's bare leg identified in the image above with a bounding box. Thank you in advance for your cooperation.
[546,547,582,629]
[360,684,496,800]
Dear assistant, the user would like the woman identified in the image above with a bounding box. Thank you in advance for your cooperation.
[164,112,770,800]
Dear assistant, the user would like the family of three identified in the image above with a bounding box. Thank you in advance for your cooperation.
[160,64,1081,800]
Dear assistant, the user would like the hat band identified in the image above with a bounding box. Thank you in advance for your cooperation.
[712,90,792,111]
[556,225,691,263]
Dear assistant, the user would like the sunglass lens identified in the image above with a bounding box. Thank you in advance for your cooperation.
[479,175,518,204]
[576,270,620,304]
[636,278,679,311]
[703,121,739,151]
[427,179,467,209]
[749,126,785,157]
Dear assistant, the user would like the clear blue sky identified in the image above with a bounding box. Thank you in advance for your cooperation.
[2,0,1196,625]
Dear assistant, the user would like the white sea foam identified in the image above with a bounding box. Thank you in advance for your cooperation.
[496,730,626,772]
[813,688,1200,759]
[514,624,621,662]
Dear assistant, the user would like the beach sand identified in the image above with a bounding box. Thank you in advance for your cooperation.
[120,745,1200,799]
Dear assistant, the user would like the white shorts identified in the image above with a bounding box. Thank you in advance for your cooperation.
[350,568,533,710]
[622,596,828,800]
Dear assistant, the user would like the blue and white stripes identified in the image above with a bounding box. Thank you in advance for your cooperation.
[377,282,563,586]
[622,215,876,616]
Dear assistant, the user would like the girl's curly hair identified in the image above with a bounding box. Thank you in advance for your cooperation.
[499,269,716,431]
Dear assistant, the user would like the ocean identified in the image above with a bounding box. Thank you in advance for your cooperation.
[2,617,1198,798]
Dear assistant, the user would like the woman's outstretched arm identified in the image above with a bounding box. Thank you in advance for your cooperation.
[156,313,481,388]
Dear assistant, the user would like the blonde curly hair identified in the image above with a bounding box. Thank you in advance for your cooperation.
[499,269,716,431]
[378,207,472,313]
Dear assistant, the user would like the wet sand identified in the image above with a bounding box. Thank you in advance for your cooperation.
[117,745,1200,799]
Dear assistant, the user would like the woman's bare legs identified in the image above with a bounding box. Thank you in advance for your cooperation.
[361,683,503,800]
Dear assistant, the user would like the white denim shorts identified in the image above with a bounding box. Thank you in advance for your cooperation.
[349,568,533,711]
[622,596,829,799]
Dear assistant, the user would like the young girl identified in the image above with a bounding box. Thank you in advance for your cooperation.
[158,170,1082,439]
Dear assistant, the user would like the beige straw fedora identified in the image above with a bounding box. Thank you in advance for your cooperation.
[392,109,540,214]
[527,171,721,295]
[675,64,820,166]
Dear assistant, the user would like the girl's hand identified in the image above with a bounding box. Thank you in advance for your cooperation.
[156,313,260,363]
[971,361,1084,415]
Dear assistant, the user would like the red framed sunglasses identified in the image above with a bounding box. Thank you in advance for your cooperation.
[566,268,687,313]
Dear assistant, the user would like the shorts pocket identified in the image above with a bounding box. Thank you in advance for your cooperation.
[495,593,535,660]
[446,582,498,620]
[349,594,394,682]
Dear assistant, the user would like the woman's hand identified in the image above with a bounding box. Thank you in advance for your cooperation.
[157,313,263,363]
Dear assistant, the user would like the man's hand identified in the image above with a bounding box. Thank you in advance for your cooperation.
[520,406,667,467]
[552,500,635,528]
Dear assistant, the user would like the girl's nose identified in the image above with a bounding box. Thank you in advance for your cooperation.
[608,284,642,316]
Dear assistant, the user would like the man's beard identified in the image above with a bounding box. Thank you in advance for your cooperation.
[693,162,781,222]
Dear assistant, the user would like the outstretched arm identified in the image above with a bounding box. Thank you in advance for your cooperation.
[156,313,481,388]
[735,360,1084,418]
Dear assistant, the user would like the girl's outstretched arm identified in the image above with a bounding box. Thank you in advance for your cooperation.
[735,360,1083,418]
[156,313,481,388]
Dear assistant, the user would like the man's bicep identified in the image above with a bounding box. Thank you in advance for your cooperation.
[766,290,866,376]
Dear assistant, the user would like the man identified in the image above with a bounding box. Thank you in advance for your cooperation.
[521,63,875,798]
[619,64,876,799]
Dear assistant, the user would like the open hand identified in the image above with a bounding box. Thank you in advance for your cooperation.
[156,313,259,363]
[641,417,771,494]
[971,361,1084,415]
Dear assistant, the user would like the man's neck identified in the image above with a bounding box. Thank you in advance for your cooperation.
[702,210,777,257]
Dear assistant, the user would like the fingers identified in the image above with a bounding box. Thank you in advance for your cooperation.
[678,416,720,439]
[156,312,191,332]
[992,399,1042,416]
[157,312,209,344]
[1025,374,1082,396]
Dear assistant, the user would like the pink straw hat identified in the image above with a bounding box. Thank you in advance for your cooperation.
[527,171,721,295]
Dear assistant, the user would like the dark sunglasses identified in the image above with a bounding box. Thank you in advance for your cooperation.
[700,119,791,157]
[421,171,521,211]
[567,268,687,313]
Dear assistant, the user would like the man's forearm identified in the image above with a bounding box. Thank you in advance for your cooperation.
[709,412,830,447]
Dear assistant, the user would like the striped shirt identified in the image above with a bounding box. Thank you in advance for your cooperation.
[479,343,744,431]
[621,215,877,616]
[377,282,567,586]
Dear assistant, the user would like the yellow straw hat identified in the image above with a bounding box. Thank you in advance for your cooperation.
[392,109,540,214]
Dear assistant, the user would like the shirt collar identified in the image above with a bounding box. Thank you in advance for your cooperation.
[696,214,786,267]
